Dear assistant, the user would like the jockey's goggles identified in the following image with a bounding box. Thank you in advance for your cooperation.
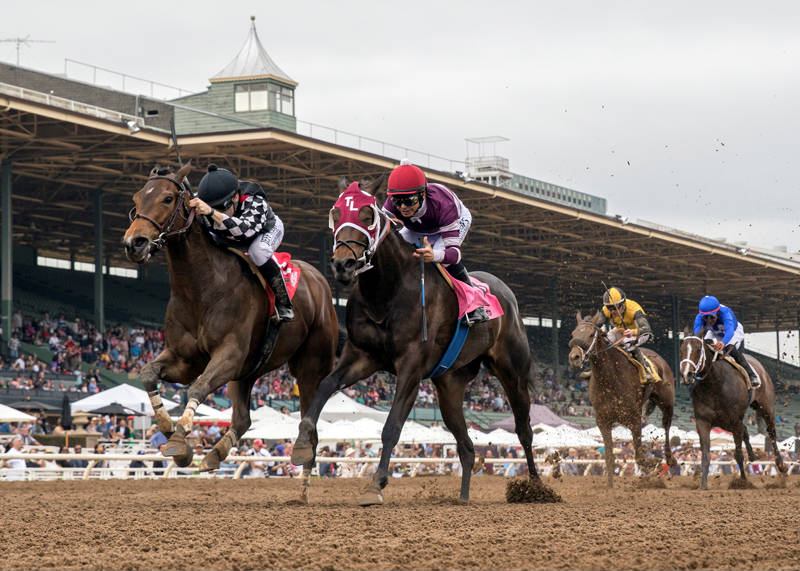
[391,194,421,208]
[605,302,625,312]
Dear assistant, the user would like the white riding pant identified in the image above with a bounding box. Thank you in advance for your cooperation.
[704,322,745,349]
[398,207,472,266]
[247,216,284,266]
[606,328,636,352]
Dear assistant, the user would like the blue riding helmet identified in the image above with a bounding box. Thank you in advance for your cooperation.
[698,295,721,316]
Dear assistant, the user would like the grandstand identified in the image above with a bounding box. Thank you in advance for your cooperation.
[2,20,800,439]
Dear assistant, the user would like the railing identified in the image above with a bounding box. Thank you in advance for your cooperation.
[63,59,193,99]
[2,452,796,482]
[0,81,145,129]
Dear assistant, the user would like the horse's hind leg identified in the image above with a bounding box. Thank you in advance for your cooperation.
[432,366,478,503]
[164,347,243,465]
[742,427,757,462]
[732,423,748,481]
[200,380,252,472]
[489,357,539,480]
[659,400,676,468]
[755,403,788,474]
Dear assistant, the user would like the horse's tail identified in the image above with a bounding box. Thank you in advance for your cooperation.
[337,325,348,357]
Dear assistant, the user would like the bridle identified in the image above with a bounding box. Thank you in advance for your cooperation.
[569,326,600,366]
[680,336,719,382]
[331,206,397,276]
[129,174,196,252]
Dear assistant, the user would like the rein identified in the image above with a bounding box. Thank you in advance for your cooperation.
[129,175,196,252]
[570,325,630,366]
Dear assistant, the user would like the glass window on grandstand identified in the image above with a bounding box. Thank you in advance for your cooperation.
[234,83,269,112]
[268,84,294,115]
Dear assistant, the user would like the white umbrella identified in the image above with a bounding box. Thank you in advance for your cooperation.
[399,421,435,443]
[467,427,494,446]
[243,414,333,441]
[487,428,521,446]
[291,393,388,422]
[583,425,633,442]
[0,403,35,423]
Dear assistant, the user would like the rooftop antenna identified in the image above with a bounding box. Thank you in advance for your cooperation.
[0,36,55,66]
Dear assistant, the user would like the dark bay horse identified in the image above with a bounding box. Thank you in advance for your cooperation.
[291,178,540,505]
[123,163,339,494]
[679,336,787,489]
[568,313,676,487]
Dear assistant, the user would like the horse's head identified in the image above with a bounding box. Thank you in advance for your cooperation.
[123,163,193,263]
[329,175,388,285]
[679,335,709,385]
[568,311,602,369]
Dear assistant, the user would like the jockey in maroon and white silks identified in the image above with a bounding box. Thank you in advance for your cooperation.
[382,160,486,323]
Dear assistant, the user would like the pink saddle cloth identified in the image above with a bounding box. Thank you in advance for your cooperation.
[449,276,505,320]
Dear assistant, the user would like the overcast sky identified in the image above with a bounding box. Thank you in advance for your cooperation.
[4,1,799,254]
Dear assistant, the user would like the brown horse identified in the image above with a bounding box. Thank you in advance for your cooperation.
[123,163,339,496]
[568,313,676,487]
[678,336,787,489]
[291,178,541,505]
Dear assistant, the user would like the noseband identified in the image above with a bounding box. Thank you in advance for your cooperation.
[129,174,196,252]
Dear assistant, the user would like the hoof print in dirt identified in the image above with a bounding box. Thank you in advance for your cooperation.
[505,478,563,504]
[763,478,787,490]
[728,478,757,490]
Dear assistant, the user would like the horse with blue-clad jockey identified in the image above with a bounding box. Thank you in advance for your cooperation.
[291,162,553,505]
[680,295,786,489]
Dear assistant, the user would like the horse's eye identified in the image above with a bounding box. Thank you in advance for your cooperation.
[164,196,174,204]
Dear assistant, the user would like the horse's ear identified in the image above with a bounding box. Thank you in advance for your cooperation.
[683,325,691,337]
[575,310,582,323]
[338,177,349,193]
[175,161,192,182]
[362,172,388,197]
[150,165,161,177]
[590,312,603,326]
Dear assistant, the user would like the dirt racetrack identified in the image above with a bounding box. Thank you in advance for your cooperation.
[2,475,799,571]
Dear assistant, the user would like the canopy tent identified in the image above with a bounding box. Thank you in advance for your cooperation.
[243,414,335,442]
[71,384,179,416]
[170,403,228,420]
[490,404,577,431]
[532,429,602,449]
[0,403,36,423]
[487,428,521,446]
[582,425,634,442]
[290,393,389,422]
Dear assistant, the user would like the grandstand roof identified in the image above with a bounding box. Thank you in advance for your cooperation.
[1,69,799,333]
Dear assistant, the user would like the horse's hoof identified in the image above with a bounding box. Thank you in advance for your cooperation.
[358,488,384,507]
[199,450,221,472]
[163,436,189,459]
[291,420,316,465]
[667,456,678,468]
[458,497,470,505]
[173,449,194,468]
[778,463,789,474]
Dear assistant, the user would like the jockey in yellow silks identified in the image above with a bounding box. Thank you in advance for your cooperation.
[594,287,655,381]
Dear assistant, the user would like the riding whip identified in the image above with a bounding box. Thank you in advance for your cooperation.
[420,256,428,342]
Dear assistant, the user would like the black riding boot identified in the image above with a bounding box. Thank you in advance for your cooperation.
[257,258,294,322]
[631,347,655,382]
[446,262,488,326]
[727,345,759,388]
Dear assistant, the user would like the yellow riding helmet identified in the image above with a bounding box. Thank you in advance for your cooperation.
[603,287,626,309]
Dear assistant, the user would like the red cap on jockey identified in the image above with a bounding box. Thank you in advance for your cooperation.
[387,159,426,195]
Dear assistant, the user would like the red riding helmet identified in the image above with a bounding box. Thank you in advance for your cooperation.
[387,159,426,195]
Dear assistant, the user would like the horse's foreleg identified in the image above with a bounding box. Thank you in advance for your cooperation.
[200,380,251,472]
[432,374,474,503]
[660,402,676,468]
[742,426,757,462]
[360,372,421,507]
[164,348,242,466]
[140,350,187,435]
[492,359,538,480]
[599,424,615,488]
[292,343,379,466]
[631,423,650,475]
[697,420,712,490]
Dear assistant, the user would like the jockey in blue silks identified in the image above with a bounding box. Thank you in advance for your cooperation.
[692,295,759,387]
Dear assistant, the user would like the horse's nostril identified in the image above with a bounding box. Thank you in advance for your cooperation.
[132,236,149,249]
[344,259,356,269]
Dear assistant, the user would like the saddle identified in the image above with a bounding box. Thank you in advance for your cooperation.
[614,346,662,385]
[721,355,756,391]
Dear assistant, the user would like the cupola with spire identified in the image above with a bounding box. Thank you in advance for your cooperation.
[172,16,297,135]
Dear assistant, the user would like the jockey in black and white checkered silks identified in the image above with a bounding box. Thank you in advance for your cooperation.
[189,164,293,322]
